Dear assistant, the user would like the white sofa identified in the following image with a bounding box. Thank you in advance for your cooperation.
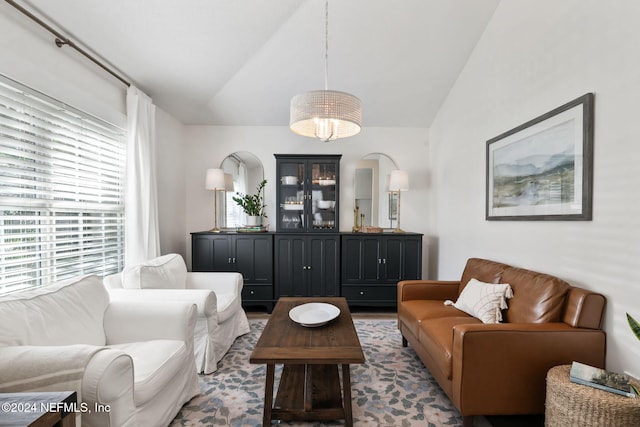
[0,274,200,427]
[104,253,250,374]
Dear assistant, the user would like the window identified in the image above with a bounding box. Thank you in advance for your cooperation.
[0,75,126,294]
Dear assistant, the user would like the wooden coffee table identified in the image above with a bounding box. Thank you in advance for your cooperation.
[0,391,77,427]
[250,297,364,426]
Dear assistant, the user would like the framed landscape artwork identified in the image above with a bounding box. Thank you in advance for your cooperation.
[486,93,594,221]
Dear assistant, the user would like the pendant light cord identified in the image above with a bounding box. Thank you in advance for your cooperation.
[324,0,329,91]
[288,0,362,141]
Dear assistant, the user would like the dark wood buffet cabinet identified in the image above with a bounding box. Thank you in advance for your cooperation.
[341,233,422,306]
[191,232,274,310]
[274,234,340,298]
[191,231,422,311]
[192,154,421,310]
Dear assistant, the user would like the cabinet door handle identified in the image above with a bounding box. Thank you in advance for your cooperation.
[228,257,232,264]
[383,258,386,264]
[233,257,236,263]
[378,259,382,264]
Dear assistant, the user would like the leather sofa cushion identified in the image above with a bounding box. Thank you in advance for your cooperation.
[501,267,570,323]
[122,253,188,290]
[111,339,188,406]
[399,300,466,338]
[418,316,482,380]
[459,258,510,294]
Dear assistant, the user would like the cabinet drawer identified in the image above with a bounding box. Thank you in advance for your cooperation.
[342,285,397,305]
[242,285,273,301]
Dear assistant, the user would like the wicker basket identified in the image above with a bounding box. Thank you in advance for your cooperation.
[545,365,640,427]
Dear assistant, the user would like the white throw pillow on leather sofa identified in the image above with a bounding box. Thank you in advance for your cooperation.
[446,278,514,323]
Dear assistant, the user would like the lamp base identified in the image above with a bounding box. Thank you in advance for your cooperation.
[393,227,405,233]
[209,227,221,233]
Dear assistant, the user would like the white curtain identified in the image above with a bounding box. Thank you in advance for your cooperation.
[125,86,160,266]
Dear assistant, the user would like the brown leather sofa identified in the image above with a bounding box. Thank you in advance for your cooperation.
[397,258,606,427]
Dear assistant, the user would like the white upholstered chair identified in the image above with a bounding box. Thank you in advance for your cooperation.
[0,274,200,427]
[103,253,250,374]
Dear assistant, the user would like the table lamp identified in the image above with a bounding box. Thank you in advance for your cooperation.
[206,168,226,232]
[389,170,409,233]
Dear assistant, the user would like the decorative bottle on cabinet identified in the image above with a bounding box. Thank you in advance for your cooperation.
[275,154,341,233]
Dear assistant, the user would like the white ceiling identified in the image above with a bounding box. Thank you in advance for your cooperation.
[20,0,500,127]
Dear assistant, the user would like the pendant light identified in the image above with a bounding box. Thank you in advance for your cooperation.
[290,0,362,142]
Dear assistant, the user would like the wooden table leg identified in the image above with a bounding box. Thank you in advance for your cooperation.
[60,413,76,427]
[304,364,313,412]
[263,364,275,426]
[342,364,353,427]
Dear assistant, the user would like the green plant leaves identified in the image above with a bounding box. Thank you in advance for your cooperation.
[627,313,640,341]
[232,179,267,217]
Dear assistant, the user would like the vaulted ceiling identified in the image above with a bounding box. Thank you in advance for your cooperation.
[19,0,500,127]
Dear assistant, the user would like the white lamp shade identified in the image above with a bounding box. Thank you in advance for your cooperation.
[389,170,409,192]
[205,168,226,190]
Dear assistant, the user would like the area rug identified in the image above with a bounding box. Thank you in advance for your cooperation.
[170,319,467,427]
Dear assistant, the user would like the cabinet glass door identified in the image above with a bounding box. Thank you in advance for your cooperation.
[310,160,338,231]
[275,154,340,232]
[278,159,306,231]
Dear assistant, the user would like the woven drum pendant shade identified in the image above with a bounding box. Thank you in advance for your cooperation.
[290,90,362,142]
[289,0,362,142]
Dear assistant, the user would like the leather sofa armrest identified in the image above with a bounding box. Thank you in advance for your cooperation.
[563,287,606,329]
[398,280,460,302]
[451,322,606,416]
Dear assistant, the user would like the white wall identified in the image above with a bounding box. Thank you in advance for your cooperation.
[0,5,125,127]
[156,108,187,256]
[429,0,640,376]
[1,4,187,259]
[183,125,430,270]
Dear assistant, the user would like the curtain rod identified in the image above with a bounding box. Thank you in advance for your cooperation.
[5,0,131,87]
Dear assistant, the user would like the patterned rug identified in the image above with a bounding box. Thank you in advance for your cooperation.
[170,319,467,427]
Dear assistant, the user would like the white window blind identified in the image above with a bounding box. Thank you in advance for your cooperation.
[0,75,125,294]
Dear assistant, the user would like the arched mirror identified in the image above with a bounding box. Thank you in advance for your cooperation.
[220,151,264,228]
[354,153,398,229]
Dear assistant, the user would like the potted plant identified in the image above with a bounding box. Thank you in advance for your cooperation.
[626,313,640,395]
[232,179,267,226]
[628,313,640,341]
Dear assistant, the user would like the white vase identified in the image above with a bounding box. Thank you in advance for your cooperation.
[246,215,262,227]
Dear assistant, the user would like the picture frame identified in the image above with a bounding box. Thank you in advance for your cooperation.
[486,93,594,221]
